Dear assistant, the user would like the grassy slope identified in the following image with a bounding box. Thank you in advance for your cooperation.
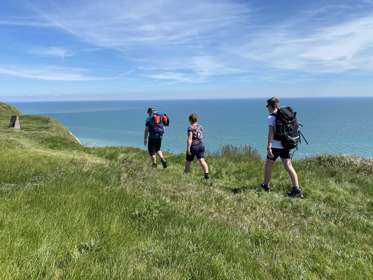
[0,102,372,279]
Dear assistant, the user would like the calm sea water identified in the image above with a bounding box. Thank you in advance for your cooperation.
[12,98,373,158]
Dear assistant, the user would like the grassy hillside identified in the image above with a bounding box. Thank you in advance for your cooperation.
[0,102,372,279]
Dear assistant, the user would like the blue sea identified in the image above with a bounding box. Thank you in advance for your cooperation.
[12,98,373,158]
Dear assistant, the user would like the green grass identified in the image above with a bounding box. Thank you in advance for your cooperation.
[0,102,372,279]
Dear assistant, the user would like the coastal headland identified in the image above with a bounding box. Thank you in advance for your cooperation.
[0,102,372,279]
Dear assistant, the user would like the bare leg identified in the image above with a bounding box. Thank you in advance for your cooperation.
[198,158,209,174]
[150,155,157,166]
[157,150,168,168]
[151,154,157,165]
[184,161,192,173]
[263,159,275,185]
[157,150,165,161]
[282,159,299,187]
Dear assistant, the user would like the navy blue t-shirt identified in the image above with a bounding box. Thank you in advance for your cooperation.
[146,115,164,139]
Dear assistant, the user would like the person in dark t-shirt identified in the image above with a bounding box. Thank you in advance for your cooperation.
[144,107,167,168]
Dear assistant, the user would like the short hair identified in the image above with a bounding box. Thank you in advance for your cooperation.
[266,97,279,107]
[147,107,156,114]
[189,113,198,123]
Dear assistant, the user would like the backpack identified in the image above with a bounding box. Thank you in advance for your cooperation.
[161,114,170,126]
[149,113,169,138]
[273,107,300,150]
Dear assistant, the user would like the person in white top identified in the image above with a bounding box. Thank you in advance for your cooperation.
[261,97,304,198]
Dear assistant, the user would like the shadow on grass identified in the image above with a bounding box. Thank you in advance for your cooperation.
[224,185,260,194]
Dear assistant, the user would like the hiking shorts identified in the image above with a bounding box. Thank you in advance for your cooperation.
[186,144,205,161]
[267,148,290,161]
[148,137,162,156]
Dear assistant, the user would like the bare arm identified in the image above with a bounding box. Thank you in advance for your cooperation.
[267,126,275,149]
[187,131,193,154]
[144,127,149,146]
[267,126,275,158]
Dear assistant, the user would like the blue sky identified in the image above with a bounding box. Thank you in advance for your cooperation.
[1,0,373,101]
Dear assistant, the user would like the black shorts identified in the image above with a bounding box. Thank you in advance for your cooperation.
[148,137,162,156]
[186,144,205,161]
[267,148,290,161]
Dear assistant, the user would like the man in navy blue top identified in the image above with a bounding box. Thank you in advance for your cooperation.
[144,107,167,168]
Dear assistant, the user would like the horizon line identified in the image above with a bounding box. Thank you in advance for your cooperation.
[4,95,373,103]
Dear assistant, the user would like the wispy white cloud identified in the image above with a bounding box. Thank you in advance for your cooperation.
[239,12,373,73]
[191,56,243,77]
[30,46,75,60]
[139,55,242,83]
[24,0,251,82]
[31,0,250,48]
[6,0,373,84]
[137,55,243,79]
[0,16,52,28]
[0,65,118,81]
[145,72,194,83]
[300,16,373,62]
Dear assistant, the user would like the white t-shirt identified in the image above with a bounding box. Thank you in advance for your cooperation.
[267,115,284,149]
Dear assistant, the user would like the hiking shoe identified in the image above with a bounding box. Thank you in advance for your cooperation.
[287,186,304,198]
[204,173,209,180]
[261,183,270,192]
[152,163,157,168]
[161,159,167,169]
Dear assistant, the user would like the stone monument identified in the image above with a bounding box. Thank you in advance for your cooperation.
[9,115,21,129]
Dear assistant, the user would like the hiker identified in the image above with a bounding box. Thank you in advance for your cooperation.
[184,113,209,179]
[144,107,168,168]
[261,97,304,198]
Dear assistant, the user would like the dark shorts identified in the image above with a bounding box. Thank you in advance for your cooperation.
[148,137,162,156]
[267,148,290,161]
[186,144,205,161]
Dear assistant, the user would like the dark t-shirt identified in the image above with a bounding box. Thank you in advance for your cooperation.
[188,124,203,146]
[146,115,164,139]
